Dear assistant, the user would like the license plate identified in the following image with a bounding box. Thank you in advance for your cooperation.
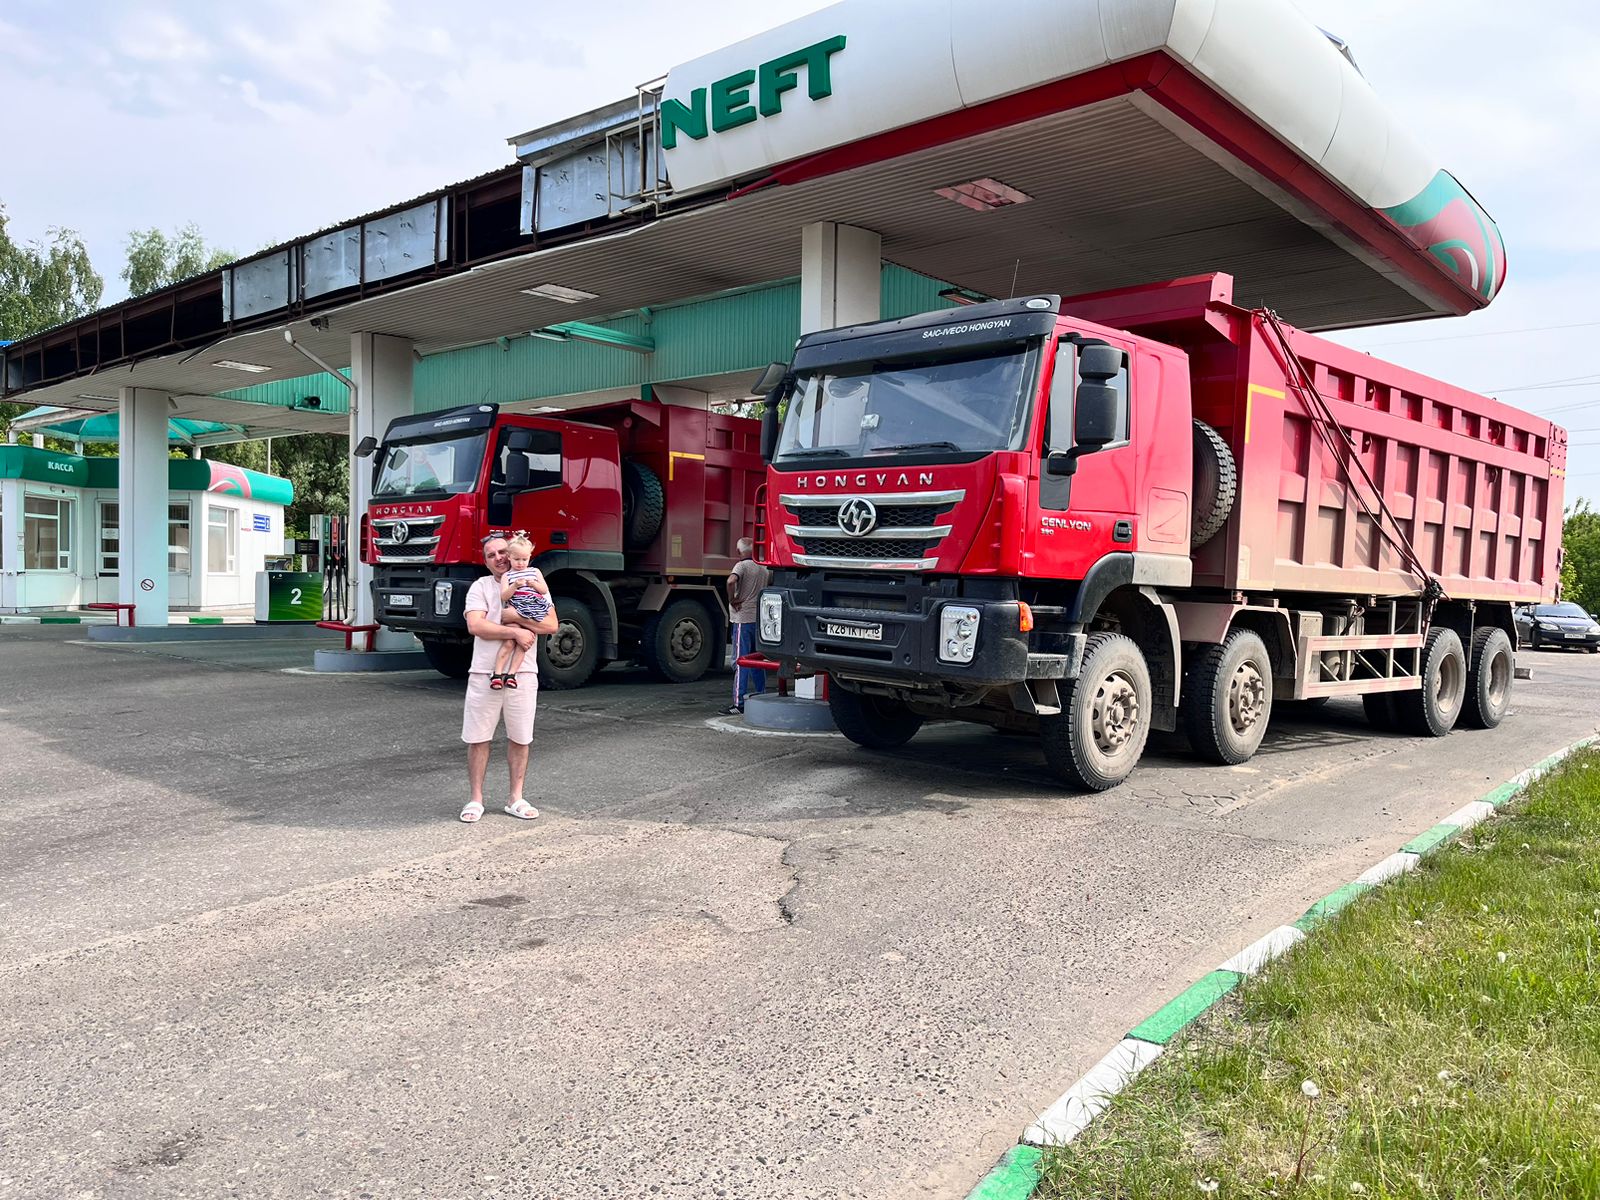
[387,594,414,608]
[1565,632,1583,639]
[821,620,882,642]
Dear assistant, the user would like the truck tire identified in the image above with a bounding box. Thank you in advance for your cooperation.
[1182,629,1274,765]
[622,460,665,551]
[419,635,473,680]
[1191,420,1237,548]
[1040,633,1152,791]
[828,688,924,749]
[538,596,601,690]
[1395,627,1467,737]
[641,597,715,683]
[1461,627,1514,730]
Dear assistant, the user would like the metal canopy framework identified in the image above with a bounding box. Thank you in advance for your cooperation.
[1,0,1504,431]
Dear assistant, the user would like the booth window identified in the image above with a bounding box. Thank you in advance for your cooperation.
[98,502,120,577]
[24,496,73,571]
[207,506,237,574]
[169,503,192,573]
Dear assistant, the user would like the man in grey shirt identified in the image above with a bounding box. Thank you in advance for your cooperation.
[725,537,771,715]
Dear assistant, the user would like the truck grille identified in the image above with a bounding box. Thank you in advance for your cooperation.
[779,489,963,571]
[370,513,445,564]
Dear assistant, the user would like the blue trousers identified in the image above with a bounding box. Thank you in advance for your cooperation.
[733,622,766,707]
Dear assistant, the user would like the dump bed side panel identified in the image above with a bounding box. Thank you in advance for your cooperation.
[1205,318,1564,601]
[597,403,763,577]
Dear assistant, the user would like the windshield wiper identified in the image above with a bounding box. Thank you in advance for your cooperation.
[869,441,963,453]
[780,447,848,459]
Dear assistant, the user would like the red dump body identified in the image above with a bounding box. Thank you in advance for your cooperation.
[1067,274,1566,602]
[565,401,765,577]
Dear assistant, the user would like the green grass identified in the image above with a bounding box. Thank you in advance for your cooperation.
[1037,751,1600,1200]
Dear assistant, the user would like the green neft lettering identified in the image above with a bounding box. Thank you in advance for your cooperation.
[799,35,847,100]
[710,69,758,133]
[666,35,847,148]
[758,55,802,117]
[659,89,708,150]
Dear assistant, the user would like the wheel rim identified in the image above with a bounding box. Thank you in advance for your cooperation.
[1227,661,1267,736]
[1089,670,1142,758]
[546,620,586,670]
[668,616,704,665]
[1486,646,1511,710]
[1436,649,1464,715]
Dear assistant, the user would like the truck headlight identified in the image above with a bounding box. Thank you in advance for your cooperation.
[939,605,980,664]
[759,592,783,643]
[434,581,453,616]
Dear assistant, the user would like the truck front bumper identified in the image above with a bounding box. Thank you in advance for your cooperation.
[757,576,1081,690]
[370,564,483,635]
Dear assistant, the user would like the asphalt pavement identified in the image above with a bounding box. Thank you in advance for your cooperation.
[1,626,1596,1199]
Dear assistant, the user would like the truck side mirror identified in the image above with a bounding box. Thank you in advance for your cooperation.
[760,397,781,464]
[506,428,535,452]
[1078,342,1123,382]
[1074,382,1120,448]
[505,455,531,490]
[751,361,788,395]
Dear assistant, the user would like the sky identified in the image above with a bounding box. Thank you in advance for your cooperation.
[1,0,1596,496]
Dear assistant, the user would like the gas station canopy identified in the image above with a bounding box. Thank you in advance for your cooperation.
[10,406,247,446]
[2,0,1504,428]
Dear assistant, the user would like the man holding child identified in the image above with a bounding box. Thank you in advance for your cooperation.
[459,533,558,824]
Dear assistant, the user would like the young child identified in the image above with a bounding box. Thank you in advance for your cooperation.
[490,534,553,690]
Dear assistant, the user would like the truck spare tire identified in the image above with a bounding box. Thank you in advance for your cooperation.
[622,460,665,551]
[1191,420,1237,548]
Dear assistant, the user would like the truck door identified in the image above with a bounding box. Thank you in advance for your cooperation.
[1039,336,1134,510]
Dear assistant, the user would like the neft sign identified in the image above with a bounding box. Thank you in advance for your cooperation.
[660,36,846,150]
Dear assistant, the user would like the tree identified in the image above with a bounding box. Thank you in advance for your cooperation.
[121,224,234,297]
[0,201,105,445]
[1561,500,1600,614]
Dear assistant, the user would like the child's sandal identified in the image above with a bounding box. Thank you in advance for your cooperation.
[504,674,519,690]
[488,673,505,690]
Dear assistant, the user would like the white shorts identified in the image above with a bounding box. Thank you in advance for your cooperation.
[461,671,538,745]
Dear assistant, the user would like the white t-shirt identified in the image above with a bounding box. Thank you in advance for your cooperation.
[463,573,537,677]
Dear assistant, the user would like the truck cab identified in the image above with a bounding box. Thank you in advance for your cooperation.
[364,400,764,688]
[757,295,1194,722]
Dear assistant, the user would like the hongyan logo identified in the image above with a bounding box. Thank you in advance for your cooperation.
[375,503,439,517]
[793,471,937,490]
[661,36,846,149]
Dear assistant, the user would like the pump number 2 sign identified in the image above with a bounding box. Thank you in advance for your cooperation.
[263,572,323,623]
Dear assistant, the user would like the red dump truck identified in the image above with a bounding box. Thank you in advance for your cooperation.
[752,273,1568,790]
[362,400,763,687]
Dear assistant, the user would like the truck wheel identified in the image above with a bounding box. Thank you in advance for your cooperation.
[1461,627,1514,729]
[539,597,601,690]
[1191,420,1237,548]
[1040,633,1152,791]
[621,460,665,551]
[1182,629,1274,765]
[419,635,473,680]
[642,598,714,683]
[1396,627,1467,737]
[1363,692,1402,732]
[828,688,924,749]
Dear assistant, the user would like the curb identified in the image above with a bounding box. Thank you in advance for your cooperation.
[963,731,1599,1200]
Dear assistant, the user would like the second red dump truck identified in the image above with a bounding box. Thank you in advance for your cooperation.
[362,400,763,687]
[753,273,1568,790]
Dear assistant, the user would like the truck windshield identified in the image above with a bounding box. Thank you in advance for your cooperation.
[776,346,1037,463]
[372,433,488,499]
